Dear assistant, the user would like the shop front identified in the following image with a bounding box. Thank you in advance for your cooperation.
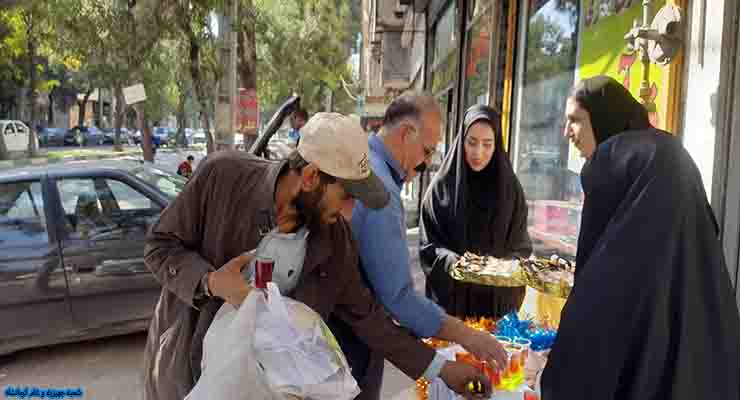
[422,0,688,260]
[418,0,738,311]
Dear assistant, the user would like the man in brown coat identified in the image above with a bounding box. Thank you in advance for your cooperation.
[142,113,491,400]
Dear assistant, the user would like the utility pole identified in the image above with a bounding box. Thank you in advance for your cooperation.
[215,0,238,150]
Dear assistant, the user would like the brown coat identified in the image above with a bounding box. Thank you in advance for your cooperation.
[142,151,435,400]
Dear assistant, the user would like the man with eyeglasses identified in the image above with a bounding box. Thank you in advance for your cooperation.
[331,92,507,400]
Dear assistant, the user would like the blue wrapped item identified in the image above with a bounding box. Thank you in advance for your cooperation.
[494,312,557,351]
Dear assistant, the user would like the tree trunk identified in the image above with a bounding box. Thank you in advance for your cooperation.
[26,39,39,157]
[136,106,154,162]
[201,111,215,154]
[236,0,257,92]
[176,89,186,147]
[16,88,26,122]
[114,85,125,152]
[183,18,214,154]
[78,90,92,127]
[96,89,103,127]
[47,89,54,126]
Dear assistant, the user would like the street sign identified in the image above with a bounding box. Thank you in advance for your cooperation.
[123,84,147,105]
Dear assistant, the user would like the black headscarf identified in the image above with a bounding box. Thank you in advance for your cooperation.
[572,75,651,145]
[419,105,531,310]
[419,104,530,271]
[421,105,530,257]
[541,97,740,398]
[572,75,652,269]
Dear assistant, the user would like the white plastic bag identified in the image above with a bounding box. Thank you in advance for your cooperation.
[185,283,360,400]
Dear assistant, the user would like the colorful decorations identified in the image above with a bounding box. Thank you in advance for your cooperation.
[416,378,430,400]
[463,317,497,332]
[495,312,557,352]
[417,314,557,399]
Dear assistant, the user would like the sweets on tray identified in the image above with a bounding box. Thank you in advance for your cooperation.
[449,252,526,287]
[518,255,575,299]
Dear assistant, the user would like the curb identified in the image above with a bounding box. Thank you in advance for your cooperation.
[0,152,143,170]
[0,147,204,171]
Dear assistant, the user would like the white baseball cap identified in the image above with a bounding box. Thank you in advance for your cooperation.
[297,113,389,209]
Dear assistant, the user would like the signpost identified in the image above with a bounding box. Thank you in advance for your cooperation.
[123,84,147,105]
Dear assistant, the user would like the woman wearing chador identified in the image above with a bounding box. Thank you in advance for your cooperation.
[540,75,740,400]
[420,105,532,319]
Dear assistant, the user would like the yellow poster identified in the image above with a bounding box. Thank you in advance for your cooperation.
[576,0,666,127]
[569,0,667,173]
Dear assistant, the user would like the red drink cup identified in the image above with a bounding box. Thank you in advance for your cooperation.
[524,390,540,400]
[254,257,274,289]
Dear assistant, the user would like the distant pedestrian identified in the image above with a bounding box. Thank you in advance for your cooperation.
[287,108,308,146]
[177,155,195,179]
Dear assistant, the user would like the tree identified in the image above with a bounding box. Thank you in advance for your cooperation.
[171,0,221,153]
[247,0,357,114]
[54,0,173,159]
[0,0,57,157]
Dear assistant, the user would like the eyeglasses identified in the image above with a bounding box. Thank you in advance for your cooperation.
[409,126,436,160]
[421,143,436,160]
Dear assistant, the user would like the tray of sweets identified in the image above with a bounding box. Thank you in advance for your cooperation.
[449,252,527,287]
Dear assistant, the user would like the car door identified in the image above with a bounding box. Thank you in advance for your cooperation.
[53,172,163,332]
[0,178,75,355]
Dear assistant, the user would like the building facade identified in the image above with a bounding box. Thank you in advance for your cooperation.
[361,0,740,306]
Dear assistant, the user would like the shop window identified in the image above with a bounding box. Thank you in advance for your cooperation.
[430,4,460,95]
[429,3,462,170]
[511,0,673,260]
[463,2,493,109]
[511,0,581,259]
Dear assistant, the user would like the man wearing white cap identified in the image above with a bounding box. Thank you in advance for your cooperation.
[143,113,491,400]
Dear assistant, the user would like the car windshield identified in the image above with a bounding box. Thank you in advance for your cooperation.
[131,165,186,200]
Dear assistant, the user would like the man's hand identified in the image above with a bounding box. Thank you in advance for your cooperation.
[439,361,491,399]
[459,328,508,372]
[208,252,256,306]
[438,316,508,371]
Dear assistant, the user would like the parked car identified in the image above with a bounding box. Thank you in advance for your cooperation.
[131,129,143,145]
[0,159,187,355]
[0,120,35,153]
[38,128,66,147]
[191,129,207,146]
[101,128,133,145]
[152,127,171,147]
[64,126,105,146]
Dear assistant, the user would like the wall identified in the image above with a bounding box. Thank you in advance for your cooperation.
[680,0,725,200]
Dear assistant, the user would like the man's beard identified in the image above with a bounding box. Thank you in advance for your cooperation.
[292,185,326,230]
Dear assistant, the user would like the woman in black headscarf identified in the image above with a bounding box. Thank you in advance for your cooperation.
[420,105,532,319]
[540,75,740,400]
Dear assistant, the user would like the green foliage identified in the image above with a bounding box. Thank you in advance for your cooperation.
[0,1,59,94]
[249,0,358,113]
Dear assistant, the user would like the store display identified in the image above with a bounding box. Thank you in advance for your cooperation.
[417,314,556,400]
[495,312,557,352]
